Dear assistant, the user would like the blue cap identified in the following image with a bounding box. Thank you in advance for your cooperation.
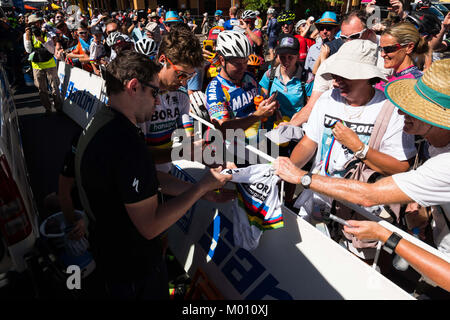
[164,11,181,23]
[315,11,339,25]
[215,10,223,16]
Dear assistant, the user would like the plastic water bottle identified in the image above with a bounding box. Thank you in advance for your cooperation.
[23,66,34,86]
[392,228,420,271]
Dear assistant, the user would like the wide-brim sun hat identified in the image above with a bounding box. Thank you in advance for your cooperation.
[385,59,450,130]
[315,11,339,25]
[164,11,181,23]
[322,40,388,82]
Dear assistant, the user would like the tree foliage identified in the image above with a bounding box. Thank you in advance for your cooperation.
[242,0,276,12]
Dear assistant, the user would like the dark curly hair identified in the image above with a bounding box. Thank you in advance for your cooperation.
[157,27,203,68]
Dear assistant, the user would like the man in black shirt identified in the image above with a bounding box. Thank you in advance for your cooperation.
[75,51,232,299]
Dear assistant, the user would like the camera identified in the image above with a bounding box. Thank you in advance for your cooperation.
[31,25,42,37]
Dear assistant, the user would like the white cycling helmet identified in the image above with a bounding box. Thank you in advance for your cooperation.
[106,31,120,47]
[216,31,252,58]
[267,8,276,15]
[189,91,210,121]
[107,32,133,47]
[134,38,158,57]
[241,10,257,20]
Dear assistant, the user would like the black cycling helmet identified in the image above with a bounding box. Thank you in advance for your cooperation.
[406,11,442,36]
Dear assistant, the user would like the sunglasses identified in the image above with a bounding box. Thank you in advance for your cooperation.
[78,31,87,35]
[165,56,196,81]
[380,43,406,54]
[225,57,249,66]
[340,29,366,41]
[317,24,336,31]
[141,82,159,98]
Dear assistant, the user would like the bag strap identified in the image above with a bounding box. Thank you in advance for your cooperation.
[267,62,277,94]
[367,100,395,150]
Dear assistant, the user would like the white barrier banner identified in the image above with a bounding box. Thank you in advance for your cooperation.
[58,61,107,128]
[168,160,414,300]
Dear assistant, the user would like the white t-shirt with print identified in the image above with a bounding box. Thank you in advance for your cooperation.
[392,144,450,256]
[304,88,416,177]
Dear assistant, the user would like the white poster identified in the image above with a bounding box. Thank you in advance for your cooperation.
[58,61,107,128]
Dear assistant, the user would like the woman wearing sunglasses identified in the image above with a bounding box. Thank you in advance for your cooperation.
[376,22,428,92]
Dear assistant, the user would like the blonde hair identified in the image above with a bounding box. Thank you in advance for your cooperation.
[382,22,429,55]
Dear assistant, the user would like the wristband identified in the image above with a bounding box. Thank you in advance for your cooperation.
[383,232,402,254]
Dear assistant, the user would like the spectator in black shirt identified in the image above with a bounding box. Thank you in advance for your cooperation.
[75,51,233,299]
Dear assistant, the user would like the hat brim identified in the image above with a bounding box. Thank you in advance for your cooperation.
[315,20,339,26]
[322,59,388,82]
[385,79,450,130]
[276,48,299,56]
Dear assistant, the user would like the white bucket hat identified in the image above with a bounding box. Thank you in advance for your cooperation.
[28,14,43,24]
[322,40,388,82]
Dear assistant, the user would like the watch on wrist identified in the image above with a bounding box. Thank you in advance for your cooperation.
[300,171,313,189]
[383,232,402,254]
[354,143,369,160]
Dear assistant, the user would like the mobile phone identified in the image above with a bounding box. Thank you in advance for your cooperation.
[321,211,353,227]
[269,91,278,100]
[376,0,390,7]
[203,40,214,52]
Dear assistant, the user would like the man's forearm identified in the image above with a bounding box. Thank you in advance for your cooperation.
[246,29,262,46]
[361,148,411,176]
[157,171,193,196]
[217,114,261,132]
[430,26,449,51]
[395,236,450,291]
[58,175,77,224]
[289,136,317,169]
[309,175,412,207]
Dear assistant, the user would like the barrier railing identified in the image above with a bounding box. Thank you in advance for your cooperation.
[188,111,450,277]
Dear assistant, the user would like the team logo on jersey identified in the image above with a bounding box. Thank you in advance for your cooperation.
[132,178,139,193]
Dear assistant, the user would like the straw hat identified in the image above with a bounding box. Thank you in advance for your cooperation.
[322,40,388,82]
[385,59,450,130]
